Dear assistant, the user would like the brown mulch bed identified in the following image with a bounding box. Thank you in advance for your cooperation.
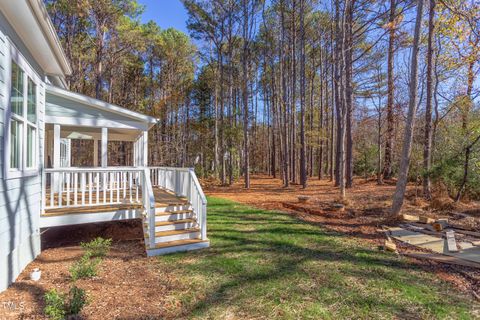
[206,174,480,299]
[0,221,182,319]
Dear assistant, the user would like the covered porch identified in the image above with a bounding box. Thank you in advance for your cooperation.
[44,85,153,170]
[40,85,209,255]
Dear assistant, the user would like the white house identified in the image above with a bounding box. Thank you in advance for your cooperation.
[0,0,208,293]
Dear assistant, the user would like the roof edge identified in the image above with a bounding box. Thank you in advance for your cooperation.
[46,85,158,127]
[28,0,72,76]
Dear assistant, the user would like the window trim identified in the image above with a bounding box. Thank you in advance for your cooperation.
[3,39,41,179]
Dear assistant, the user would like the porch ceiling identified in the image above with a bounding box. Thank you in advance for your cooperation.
[45,124,139,142]
[45,85,157,131]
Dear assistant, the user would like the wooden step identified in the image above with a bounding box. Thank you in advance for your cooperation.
[152,239,208,249]
[155,201,189,208]
[146,219,196,227]
[145,239,210,256]
[155,209,193,216]
[145,218,197,232]
[145,228,201,243]
[145,228,200,238]
[154,210,195,222]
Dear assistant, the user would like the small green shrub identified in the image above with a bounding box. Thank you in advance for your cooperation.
[44,289,66,320]
[69,252,101,281]
[67,286,88,315]
[44,286,88,320]
[80,237,112,258]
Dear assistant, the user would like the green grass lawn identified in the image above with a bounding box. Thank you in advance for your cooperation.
[158,197,480,319]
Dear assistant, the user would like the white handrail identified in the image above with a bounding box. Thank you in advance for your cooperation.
[45,167,146,173]
[150,167,208,241]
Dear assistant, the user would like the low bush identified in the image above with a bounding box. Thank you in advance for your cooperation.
[44,286,88,320]
[69,252,101,281]
[67,286,88,315]
[80,237,112,258]
[44,289,66,320]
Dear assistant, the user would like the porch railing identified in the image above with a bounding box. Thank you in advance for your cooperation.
[43,168,144,210]
[149,167,207,241]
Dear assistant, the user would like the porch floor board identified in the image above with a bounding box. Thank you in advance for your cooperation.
[42,204,144,217]
[153,188,188,207]
[43,188,186,217]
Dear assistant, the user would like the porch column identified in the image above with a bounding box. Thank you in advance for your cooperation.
[101,127,108,167]
[53,124,60,192]
[93,139,99,167]
[53,124,61,168]
[142,131,148,167]
[133,132,148,167]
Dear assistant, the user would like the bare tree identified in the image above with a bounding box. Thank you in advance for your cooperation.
[391,0,424,216]
[299,0,307,188]
[383,0,396,180]
[423,0,436,199]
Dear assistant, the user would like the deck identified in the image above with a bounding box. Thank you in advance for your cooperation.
[41,167,209,255]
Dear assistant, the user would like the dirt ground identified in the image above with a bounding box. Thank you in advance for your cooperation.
[0,221,183,319]
[206,174,480,298]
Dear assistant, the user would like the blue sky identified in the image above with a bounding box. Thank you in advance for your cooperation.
[137,0,189,34]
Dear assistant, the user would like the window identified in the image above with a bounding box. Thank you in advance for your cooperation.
[4,43,40,178]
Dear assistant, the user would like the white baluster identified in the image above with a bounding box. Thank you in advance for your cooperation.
[66,173,70,207]
[81,172,86,205]
[49,173,54,208]
[129,172,133,203]
[123,171,126,201]
[103,172,107,204]
[135,171,139,203]
[116,172,120,203]
[88,172,93,205]
[96,172,100,205]
[109,172,114,204]
[58,172,63,208]
[73,172,78,206]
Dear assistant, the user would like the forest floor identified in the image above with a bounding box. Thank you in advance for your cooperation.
[206,174,480,299]
[1,197,479,319]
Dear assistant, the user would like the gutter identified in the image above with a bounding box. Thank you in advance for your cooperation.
[27,0,72,76]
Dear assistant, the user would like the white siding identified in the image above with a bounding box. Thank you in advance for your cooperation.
[0,25,43,292]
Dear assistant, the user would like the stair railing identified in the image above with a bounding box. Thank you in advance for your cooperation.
[141,168,156,249]
[149,167,207,240]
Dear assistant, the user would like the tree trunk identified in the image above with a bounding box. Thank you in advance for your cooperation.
[334,1,342,188]
[95,28,105,99]
[280,1,289,187]
[345,0,354,188]
[330,23,335,182]
[456,134,480,201]
[242,0,250,189]
[291,0,297,185]
[423,0,435,199]
[299,0,307,188]
[391,0,424,216]
[383,0,396,180]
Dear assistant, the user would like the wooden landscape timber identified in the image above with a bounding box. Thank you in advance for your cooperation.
[282,202,326,216]
[403,252,480,269]
[298,196,310,203]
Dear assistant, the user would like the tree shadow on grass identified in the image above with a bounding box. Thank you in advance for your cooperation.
[178,237,442,319]
[170,200,475,318]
